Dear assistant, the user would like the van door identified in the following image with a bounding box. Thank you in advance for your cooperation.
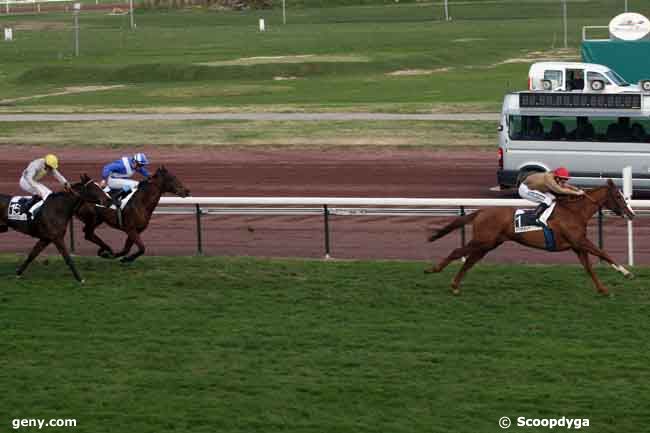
[566,69,585,91]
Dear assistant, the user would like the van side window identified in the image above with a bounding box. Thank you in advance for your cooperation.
[587,71,610,85]
[543,70,563,89]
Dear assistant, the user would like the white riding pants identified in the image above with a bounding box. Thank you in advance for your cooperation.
[107,177,139,191]
[518,183,556,224]
[19,177,52,200]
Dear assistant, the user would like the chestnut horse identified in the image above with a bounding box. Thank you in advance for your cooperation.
[0,175,110,282]
[75,166,190,263]
[426,179,635,295]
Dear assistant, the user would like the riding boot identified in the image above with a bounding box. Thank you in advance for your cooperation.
[20,196,39,219]
[109,190,123,209]
[534,203,550,227]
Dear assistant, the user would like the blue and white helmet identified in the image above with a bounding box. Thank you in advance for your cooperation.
[133,153,149,165]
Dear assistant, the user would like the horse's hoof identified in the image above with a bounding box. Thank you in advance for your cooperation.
[120,257,133,264]
[625,272,635,280]
[99,251,114,259]
[79,279,86,285]
[424,267,434,274]
[451,289,461,296]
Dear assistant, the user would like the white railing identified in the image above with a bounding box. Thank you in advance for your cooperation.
[94,196,643,264]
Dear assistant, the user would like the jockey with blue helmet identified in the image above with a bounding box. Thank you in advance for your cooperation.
[100,153,151,193]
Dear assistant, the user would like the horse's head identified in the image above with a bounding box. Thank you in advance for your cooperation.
[72,174,112,206]
[603,179,635,219]
[154,166,190,197]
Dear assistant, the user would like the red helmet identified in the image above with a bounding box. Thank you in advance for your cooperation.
[553,167,570,179]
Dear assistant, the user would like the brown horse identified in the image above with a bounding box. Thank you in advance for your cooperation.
[75,166,190,263]
[0,175,110,282]
[426,179,635,295]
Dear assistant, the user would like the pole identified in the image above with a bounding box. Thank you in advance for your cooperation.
[69,219,75,254]
[129,0,135,30]
[625,0,628,12]
[73,4,80,57]
[444,0,449,21]
[623,166,634,266]
[562,0,567,49]
[459,206,466,247]
[195,204,203,255]
[282,0,286,24]
[323,205,331,259]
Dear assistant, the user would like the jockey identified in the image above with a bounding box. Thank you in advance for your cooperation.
[100,153,150,204]
[518,167,585,227]
[19,154,71,214]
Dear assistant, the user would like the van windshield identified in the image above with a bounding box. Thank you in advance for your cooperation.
[605,70,630,86]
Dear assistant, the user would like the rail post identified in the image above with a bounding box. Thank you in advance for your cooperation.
[598,207,604,251]
[459,206,466,247]
[323,205,331,259]
[195,204,203,255]
[69,219,75,254]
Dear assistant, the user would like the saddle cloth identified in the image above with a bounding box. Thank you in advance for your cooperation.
[514,209,557,251]
[514,209,543,233]
[7,196,42,221]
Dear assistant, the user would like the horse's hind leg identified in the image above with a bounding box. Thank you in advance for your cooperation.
[121,230,146,264]
[114,236,135,259]
[425,240,483,274]
[450,249,489,295]
[53,238,84,283]
[16,239,51,277]
[83,224,115,258]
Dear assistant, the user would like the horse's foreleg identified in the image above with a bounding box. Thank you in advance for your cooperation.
[16,239,51,277]
[53,238,84,283]
[121,230,146,263]
[450,249,488,295]
[425,241,483,274]
[575,249,609,295]
[580,238,633,279]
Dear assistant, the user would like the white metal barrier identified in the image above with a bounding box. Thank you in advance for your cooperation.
[63,196,640,263]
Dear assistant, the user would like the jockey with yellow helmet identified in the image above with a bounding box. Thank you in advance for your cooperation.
[518,167,585,227]
[20,154,71,200]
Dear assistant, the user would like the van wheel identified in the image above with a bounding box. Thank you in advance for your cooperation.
[641,80,650,91]
[542,80,553,91]
[590,80,604,91]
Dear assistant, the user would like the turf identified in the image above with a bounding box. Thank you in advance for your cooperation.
[1,254,649,432]
[0,0,627,112]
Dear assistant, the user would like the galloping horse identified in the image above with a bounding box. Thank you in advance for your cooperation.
[0,175,110,282]
[426,179,635,295]
[75,166,190,263]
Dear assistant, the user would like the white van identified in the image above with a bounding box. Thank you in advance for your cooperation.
[528,62,646,93]
[496,90,650,191]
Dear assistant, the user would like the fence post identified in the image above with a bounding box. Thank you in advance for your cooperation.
[598,207,604,250]
[459,206,466,247]
[195,204,203,255]
[323,205,331,259]
[69,219,75,254]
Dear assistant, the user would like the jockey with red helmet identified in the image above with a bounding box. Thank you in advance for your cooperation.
[518,167,585,227]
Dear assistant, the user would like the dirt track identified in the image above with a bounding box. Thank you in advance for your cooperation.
[1,145,648,265]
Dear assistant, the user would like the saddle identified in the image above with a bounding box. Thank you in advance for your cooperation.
[8,196,42,222]
[106,188,137,210]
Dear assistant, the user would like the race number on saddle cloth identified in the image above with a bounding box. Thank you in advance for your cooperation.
[517,167,584,228]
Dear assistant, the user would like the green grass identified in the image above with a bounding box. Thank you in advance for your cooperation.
[0,1,625,112]
[0,120,495,148]
[1,255,649,432]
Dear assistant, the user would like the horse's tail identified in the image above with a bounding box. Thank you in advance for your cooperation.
[428,211,480,242]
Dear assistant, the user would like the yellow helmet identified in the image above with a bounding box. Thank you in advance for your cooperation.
[44,154,59,170]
